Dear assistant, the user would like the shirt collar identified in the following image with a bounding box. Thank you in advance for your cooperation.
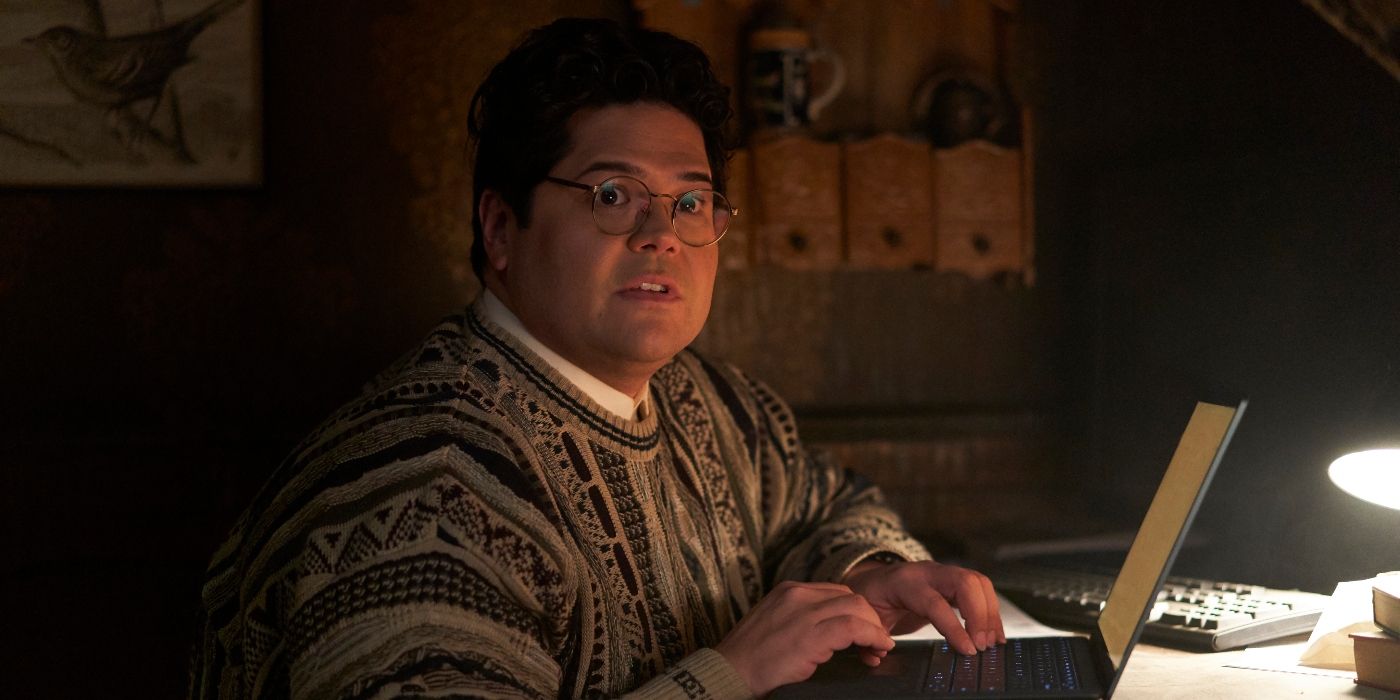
[479,290,650,421]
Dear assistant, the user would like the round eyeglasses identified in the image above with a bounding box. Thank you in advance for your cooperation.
[543,175,738,247]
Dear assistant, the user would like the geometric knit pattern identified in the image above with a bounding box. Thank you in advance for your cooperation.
[189,297,929,700]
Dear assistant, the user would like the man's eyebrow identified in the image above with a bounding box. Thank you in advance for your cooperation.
[575,160,713,186]
[677,170,714,185]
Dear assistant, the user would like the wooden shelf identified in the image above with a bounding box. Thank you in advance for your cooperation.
[638,0,1035,281]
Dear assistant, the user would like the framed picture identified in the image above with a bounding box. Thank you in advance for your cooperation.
[0,0,261,187]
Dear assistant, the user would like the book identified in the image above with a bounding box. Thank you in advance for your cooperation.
[1351,630,1400,694]
[1376,578,1400,638]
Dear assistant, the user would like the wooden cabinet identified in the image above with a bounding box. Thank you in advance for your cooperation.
[637,0,1033,281]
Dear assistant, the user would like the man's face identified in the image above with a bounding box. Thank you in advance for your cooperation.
[489,102,720,394]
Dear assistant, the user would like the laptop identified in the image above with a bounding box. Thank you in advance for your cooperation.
[771,400,1247,699]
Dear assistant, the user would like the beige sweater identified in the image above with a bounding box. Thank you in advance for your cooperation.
[190,299,929,699]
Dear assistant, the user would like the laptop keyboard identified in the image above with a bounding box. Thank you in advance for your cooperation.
[991,563,1329,651]
[926,638,1081,694]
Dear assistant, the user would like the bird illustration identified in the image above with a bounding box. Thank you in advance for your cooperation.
[24,0,248,111]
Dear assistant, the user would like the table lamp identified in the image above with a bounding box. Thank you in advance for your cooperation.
[1327,370,1400,510]
[1329,448,1400,510]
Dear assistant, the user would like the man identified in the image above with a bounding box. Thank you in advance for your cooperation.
[191,17,1003,700]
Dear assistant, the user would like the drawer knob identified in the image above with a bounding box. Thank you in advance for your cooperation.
[972,232,991,255]
[788,231,808,252]
[882,227,903,248]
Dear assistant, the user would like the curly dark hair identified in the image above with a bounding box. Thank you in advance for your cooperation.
[466,17,734,281]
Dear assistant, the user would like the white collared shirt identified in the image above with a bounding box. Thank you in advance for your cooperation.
[479,290,651,421]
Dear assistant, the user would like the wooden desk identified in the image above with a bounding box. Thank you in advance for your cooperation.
[897,598,1393,698]
[1115,641,1393,699]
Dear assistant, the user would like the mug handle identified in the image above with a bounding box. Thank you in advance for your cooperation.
[806,48,846,120]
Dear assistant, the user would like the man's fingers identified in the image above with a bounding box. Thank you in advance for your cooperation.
[954,576,992,649]
[808,591,886,631]
[857,647,886,667]
[717,582,897,695]
[843,560,1007,653]
[926,566,1003,649]
[814,614,895,652]
[970,570,1005,646]
[754,581,855,616]
[770,582,895,651]
[772,580,854,595]
[979,574,1007,643]
[968,575,999,649]
[920,595,977,655]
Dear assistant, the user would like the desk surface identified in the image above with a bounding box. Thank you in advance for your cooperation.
[1116,640,1393,699]
[918,598,1392,699]
[897,596,1395,698]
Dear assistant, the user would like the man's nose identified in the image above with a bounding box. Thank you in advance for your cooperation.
[627,198,680,253]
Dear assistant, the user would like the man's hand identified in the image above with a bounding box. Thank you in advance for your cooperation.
[841,559,1006,656]
[714,581,895,697]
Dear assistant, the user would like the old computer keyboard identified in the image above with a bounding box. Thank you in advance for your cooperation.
[990,563,1330,651]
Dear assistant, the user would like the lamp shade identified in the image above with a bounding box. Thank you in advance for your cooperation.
[1328,448,1400,510]
[1329,367,1400,510]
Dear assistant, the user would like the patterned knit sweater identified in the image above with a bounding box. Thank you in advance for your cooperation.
[190,299,929,699]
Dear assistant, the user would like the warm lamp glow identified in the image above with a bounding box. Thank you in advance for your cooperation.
[1328,449,1400,510]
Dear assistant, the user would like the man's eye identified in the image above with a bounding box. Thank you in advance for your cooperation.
[678,193,708,215]
[598,181,633,207]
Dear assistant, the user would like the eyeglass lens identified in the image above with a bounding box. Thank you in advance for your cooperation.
[593,176,731,245]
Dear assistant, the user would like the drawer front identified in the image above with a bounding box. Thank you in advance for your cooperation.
[932,141,1020,222]
[754,136,842,268]
[847,219,934,269]
[758,221,843,269]
[845,135,934,269]
[934,217,1022,278]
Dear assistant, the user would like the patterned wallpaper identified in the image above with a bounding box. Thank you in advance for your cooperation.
[369,1,626,287]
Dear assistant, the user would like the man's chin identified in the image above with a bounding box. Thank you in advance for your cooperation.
[614,340,693,369]
[607,326,702,367]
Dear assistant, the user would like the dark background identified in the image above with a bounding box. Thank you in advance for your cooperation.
[1024,1,1400,590]
[2,1,1397,696]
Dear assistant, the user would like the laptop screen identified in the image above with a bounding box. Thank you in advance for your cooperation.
[1096,401,1243,669]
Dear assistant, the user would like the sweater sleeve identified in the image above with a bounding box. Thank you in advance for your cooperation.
[736,373,931,586]
[623,649,754,700]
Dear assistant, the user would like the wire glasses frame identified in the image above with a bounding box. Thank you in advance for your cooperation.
[543,175,738,247]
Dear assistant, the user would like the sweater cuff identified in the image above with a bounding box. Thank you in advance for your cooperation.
[625,648,754,700]
[811,540,932,584]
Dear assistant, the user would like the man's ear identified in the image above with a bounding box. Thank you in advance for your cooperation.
[478,189,514,273]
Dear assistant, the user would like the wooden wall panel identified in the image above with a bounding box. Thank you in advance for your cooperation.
[812,418,1088,546]
[804,0,1007,136]
[635,0,750,116]
[720,148,753,270]
[696,268,1061,408]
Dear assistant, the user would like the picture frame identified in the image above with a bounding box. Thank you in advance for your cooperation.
[0,0,261,187]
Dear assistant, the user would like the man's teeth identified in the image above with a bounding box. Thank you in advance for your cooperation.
[639,282,668,293]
